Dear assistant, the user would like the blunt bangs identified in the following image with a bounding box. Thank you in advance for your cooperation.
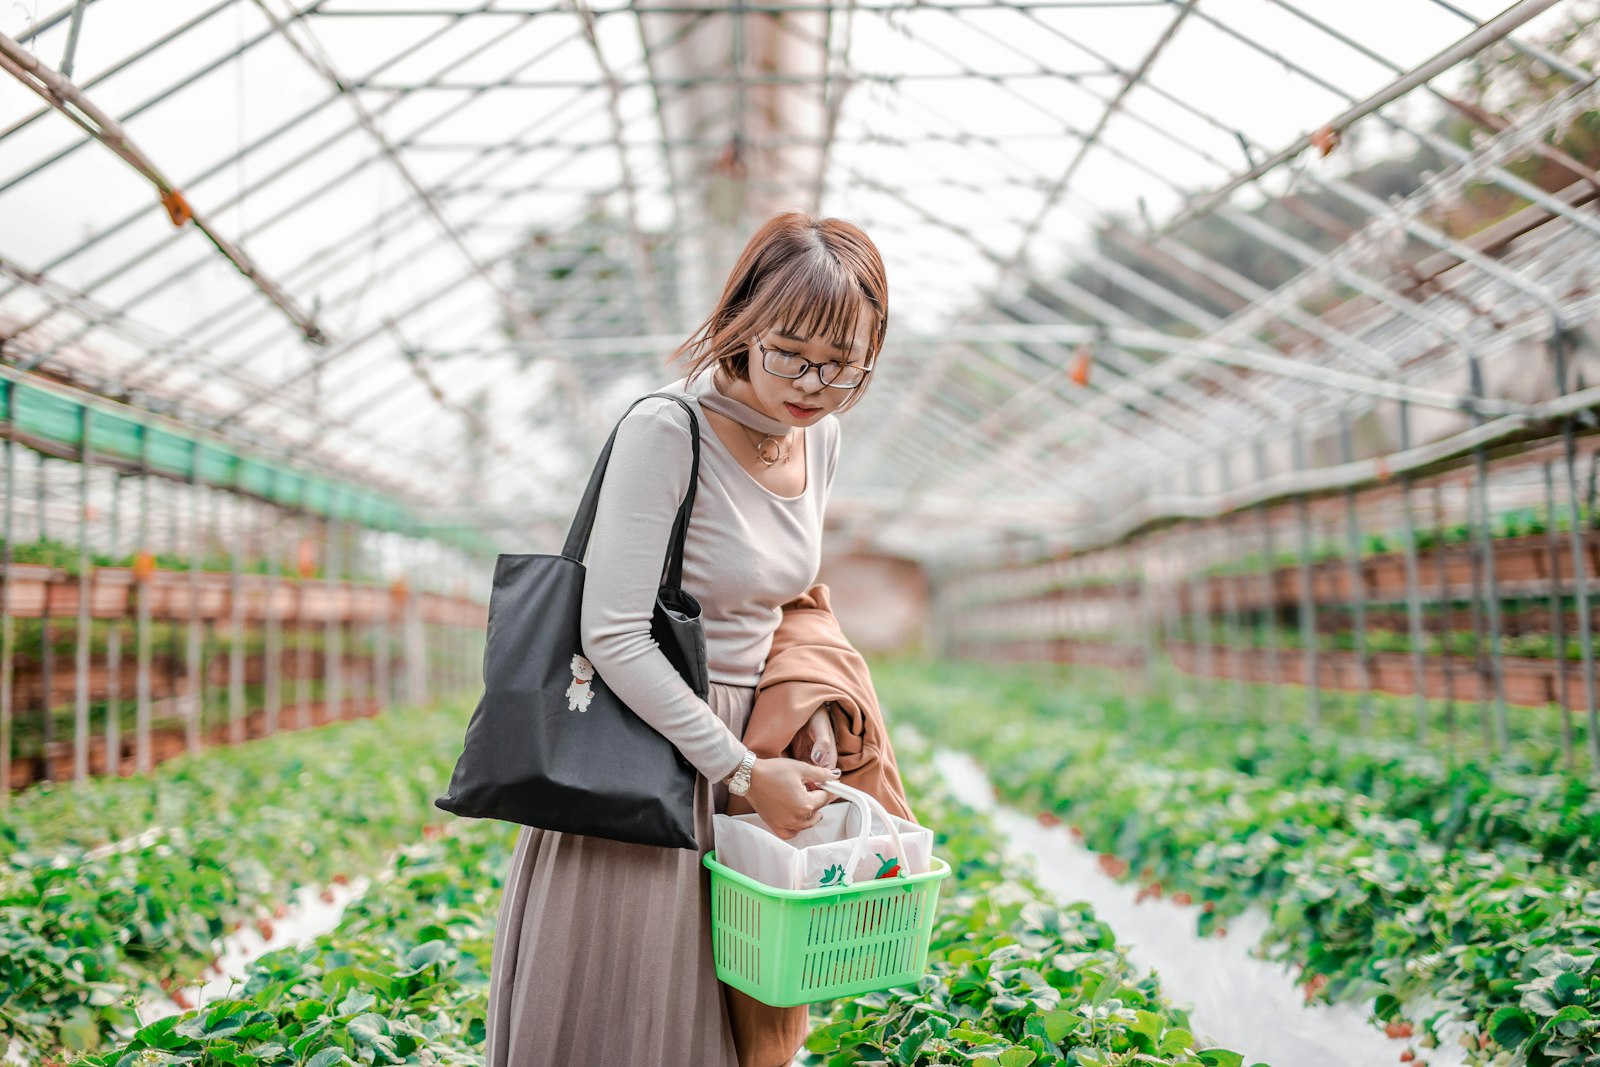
[672,212,889,411]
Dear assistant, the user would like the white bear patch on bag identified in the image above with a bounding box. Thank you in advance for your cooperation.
[566,654,595,713]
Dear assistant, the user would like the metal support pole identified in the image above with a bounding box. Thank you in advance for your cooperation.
[135,434,152,774]
[1562,423,1598,771]
[73,407,91,781]
[38,456,53,776]
[58,0,89,79]
[1553,333,1597,772]
[375,534,392,713]
[1545,460,1574,768]
[1464,471,1494,752]
[264,495,282,737]
[1217,451,1246,719]
[227,493,244,745]
[186,467,203,753]
[1433,483,1458,747]
[1398,401,1428,745]
[1185,463,1214,693]
[1340,410,1373,733]
[105,469,121,777]
[1470,397,1510,752]
[1253,440,1281,721]
[1293,429,1320,728]
[326,518,343,720]
[1,427,14,803]
[296,513,311,730]
[1138,536,1157,694]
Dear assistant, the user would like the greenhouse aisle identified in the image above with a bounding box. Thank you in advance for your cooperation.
[931,749,1467,1067]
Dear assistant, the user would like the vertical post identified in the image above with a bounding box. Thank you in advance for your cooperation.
[135,434,153,774]
[1433,483,1458,747]
[228,492,245,745]
[1474,449,1509,752]
[265,495,282,738]
[105,470,121,778]
[186,462,204,754]
[376,533,393,713]
[1562,424,1598,771]
[1551,333,1598,773]
[1253,439,1281,721]
[1185,463,1214,693]
[1340,410,1373,734]
[38,455,54,776]
[296,512,311,730]
[406,539,427,708]
[74,408,91,781]
[1397,402,1428,745]
[326,516,343,720]
[1293,428,1320,728]
[1217,451,1246,719]
[1138,535,1156,694]
[1545,460,1574,767]
[1,422,14,804]
[1464,472,1495,753]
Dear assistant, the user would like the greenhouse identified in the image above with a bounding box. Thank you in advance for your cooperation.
[2,0,1599,1064]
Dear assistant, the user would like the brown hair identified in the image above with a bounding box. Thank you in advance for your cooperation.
[672,213,888,414]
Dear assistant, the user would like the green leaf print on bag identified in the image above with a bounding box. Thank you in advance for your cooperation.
[819,864,847,887]
[875,854,903,879]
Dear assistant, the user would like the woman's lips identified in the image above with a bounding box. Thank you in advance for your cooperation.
[785,402,821,419]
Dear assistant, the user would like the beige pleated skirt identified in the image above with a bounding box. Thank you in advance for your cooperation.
[484,680,759,1067]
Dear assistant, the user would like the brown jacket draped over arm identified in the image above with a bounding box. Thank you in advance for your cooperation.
[727,582,912,822]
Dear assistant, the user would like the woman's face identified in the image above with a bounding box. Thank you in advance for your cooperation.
[720,304,876,428]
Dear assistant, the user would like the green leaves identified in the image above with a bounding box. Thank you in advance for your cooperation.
[872,656,1600,1067]
[0,698,477,1055]
[75,810,514,1067]
[805,756,1253,1067]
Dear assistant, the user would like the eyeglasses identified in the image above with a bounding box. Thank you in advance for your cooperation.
[755,338,873,390]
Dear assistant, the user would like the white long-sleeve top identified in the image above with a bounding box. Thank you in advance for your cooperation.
[578,370,841,782]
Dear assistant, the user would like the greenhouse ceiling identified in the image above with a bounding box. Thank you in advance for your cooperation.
[0,0,1597,564]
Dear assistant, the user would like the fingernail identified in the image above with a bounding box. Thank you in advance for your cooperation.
[831,768,842,777]
[812,747,823,763]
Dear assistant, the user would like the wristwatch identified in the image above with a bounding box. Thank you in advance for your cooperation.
[725,749,757,796]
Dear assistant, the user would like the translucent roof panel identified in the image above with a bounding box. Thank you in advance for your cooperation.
[1,0,1596,563]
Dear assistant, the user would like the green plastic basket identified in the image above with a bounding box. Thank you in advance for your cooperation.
[703,849,951,1007]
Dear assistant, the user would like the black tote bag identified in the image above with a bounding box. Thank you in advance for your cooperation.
[433,393,708,849]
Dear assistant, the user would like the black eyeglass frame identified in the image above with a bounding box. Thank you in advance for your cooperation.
[753,338,874,390]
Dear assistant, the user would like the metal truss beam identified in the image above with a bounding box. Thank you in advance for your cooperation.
[0,29,326,345]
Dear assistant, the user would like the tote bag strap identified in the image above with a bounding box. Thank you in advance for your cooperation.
[821,780,911,885]
[560,392,702,588]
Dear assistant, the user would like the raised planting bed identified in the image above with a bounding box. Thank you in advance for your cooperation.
[0,564,483,626]
[0,696,470,1057]
[871,656,1600,1066]
[1173,533,1600,614]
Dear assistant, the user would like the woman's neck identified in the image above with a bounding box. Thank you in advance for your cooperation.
[704,366,793,437]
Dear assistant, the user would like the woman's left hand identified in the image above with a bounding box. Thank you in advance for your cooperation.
[789,704,838,771]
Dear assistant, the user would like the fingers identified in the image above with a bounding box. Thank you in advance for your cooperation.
[797,760,840,784]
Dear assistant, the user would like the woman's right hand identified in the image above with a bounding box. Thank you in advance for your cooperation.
[745,757,839,839]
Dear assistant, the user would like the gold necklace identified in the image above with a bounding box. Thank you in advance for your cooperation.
[735,421,792,468]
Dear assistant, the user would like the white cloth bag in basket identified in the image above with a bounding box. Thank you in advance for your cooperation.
[713,781,932,890]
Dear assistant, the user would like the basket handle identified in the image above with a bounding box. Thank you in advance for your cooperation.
[821,780,910,884]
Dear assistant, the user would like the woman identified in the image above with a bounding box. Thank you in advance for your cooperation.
[484,212,889,1067]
